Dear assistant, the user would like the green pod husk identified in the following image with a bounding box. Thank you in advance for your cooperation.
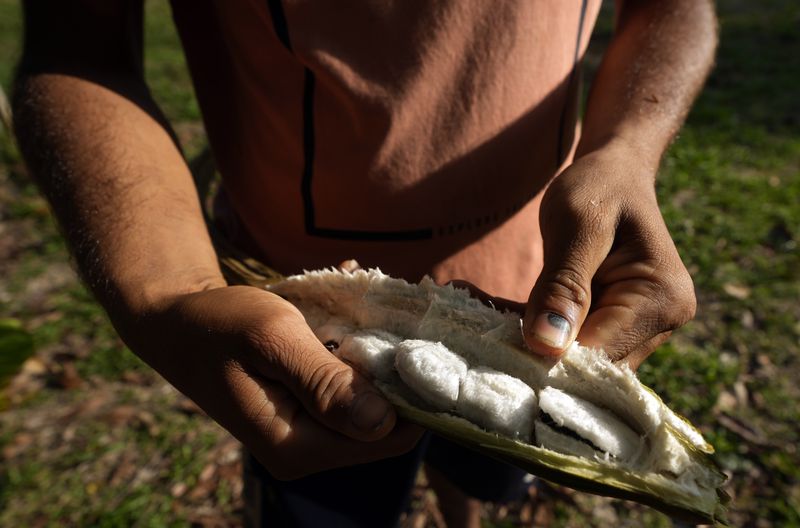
[258,267,729,524]
[386,389,729,524]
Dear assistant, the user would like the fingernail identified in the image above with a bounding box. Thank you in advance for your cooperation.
[531,312,572,349]
[351,392,391,432]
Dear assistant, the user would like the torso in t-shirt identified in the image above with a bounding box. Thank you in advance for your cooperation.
[170,0,601,301]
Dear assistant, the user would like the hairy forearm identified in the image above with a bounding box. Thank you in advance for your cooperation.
[13,73,225,323]
[577,0,717,167]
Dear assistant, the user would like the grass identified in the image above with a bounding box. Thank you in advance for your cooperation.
[1,0,799,526]
[0,387,231,527]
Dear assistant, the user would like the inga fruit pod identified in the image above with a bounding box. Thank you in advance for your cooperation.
[264,268,729,525]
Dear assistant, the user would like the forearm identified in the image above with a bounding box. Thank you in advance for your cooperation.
[577,0,717,167]
[13,72,225,327]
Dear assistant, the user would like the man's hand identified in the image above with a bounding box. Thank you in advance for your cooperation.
[123,285,421,479]
[521,0,715,368]
[522,143,696,369]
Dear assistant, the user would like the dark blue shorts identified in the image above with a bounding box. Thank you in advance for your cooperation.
[242,432,529,527]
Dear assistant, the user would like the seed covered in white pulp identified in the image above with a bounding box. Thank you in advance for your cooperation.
[338,329,401,380]
[457,366,538,441]
[538,387,643,461]
[394,340,468,411]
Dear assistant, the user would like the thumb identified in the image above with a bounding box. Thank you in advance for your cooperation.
[523,219,610,357]
[265,316,397,442]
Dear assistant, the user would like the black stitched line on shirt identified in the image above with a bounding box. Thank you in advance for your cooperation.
[301,68,317,233]
[265,0,459,242]
[299,68,433,241]
[265,1,431,239]
[309,226,434,241]
[298,67,434,241]
[556,0,589,165]
[267,0,292,51]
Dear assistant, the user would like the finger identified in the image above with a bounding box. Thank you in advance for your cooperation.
[447,280,526,315]
[338,259,362,273]
[276,406,424,480]
[224,364,424,480]
[248,313,398,443]
[577,248,696,367]
[523,209,613,357]
[623,331,671,371]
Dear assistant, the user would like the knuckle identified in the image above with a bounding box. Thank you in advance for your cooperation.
[243,325,286,367]
[658,273,697,330]
[243,324,273,353]
[678,289,698,324]
[545,267,591,307]
[307,362,354,416]
[544,192,611,235]
[242,313,302,368]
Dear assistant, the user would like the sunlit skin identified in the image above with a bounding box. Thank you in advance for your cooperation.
[13,1,716,521]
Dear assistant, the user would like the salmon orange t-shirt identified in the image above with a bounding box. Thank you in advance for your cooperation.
[171,0,601,301]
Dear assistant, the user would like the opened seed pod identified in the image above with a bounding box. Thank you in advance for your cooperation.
[267,268,729,524]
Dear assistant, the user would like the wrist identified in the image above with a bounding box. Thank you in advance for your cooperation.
[573,135,661,186]
[114,282,302,372]
[102,265,227,336]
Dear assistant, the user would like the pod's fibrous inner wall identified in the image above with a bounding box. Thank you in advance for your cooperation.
[267,268,729,523]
